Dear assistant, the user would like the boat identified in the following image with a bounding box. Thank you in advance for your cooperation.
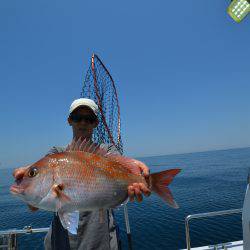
[182,208,243,250]
[181,182,250,250]
[0,208,245,249]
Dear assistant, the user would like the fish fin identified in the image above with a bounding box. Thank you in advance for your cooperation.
[65,137,108,156]
[66,138,141,173]
[27,204,39,212]
[99,209,105,223]
[66,138,145,175]
[52,184,71,203]
[58,210,79,235]
[105,155,143,175]
[150,169,181,209]
[39,184,71,211]
[39,186,58,209]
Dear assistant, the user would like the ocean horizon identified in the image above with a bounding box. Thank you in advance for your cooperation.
[1,147,250,249]
[1,146,249,170]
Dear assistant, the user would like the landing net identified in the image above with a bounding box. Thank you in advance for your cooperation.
[81,54,123,154]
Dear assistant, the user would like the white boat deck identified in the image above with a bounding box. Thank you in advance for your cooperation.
[182,240,243,250]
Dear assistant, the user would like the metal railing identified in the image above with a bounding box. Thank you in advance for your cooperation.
[185,208,242,250]
[0,226,49,250]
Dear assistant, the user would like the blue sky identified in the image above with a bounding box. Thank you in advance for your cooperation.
[0,0,249,168]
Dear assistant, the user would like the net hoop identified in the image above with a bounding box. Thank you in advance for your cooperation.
[81,54,123,153]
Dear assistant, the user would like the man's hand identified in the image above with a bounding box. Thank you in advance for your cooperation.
[128,160,151,202]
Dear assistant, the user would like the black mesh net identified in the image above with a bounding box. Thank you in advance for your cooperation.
[81,54,123,154]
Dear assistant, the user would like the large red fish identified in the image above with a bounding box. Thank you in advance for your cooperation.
[10,140,181,234]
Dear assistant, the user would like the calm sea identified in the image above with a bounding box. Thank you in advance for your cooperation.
[0,147,250,250]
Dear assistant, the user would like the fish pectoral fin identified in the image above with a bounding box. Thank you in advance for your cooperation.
[52,184,71,203]
[58,210,79,235]
[39,184,71,211]
[99,209,105,223]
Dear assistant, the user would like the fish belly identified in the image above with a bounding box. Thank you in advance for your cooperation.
[62,177,129,212]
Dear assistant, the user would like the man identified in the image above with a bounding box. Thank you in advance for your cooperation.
[14,98,150,250]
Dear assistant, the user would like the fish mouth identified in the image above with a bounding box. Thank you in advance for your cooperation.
[10,185,24,195]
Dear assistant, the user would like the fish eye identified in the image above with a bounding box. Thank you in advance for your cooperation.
[28,167,38,178]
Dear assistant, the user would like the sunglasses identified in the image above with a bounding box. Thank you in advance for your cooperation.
[70,114,97,124]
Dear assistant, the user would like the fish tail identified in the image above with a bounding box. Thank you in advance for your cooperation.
[150,169,181,209]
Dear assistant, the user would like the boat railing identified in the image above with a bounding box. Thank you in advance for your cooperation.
[185,208,242,250]
[0,226,49,250]
[0,208,243,250]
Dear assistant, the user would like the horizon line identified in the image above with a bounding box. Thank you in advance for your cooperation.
[133,145,250,160]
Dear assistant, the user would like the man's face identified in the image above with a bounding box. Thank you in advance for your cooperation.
[68,106,98,139]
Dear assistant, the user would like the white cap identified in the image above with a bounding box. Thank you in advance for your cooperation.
[69,98,99,116]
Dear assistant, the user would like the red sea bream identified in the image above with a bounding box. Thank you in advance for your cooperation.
[10,140,181,234]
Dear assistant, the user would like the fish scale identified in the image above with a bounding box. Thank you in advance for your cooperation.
[48,152,129,209]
